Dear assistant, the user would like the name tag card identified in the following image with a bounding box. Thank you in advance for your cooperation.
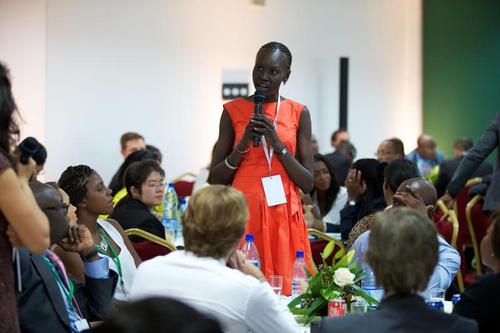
[261,175,287,207]
[75,319,90,332]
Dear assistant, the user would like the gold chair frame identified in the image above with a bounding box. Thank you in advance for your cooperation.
[307,228,346,254]
[465,194,485,276]
[124,228,177,252]
[437,200,464,292]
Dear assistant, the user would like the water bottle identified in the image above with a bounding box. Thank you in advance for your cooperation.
[175,198,188,248]
[162,183,178,242]
[241,234,260,268]
[361,266,384,307]
[292,250,308,297]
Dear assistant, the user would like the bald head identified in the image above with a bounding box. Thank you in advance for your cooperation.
[417,134,437,160]
[397,178,437,207]
[29,181,69,246]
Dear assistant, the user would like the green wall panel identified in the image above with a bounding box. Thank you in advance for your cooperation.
[423,0,500,160]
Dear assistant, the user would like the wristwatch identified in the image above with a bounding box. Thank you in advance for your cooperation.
[81,248,99,261]
[347,200,357,207]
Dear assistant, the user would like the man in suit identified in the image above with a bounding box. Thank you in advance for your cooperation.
[406,134,445,178]
[16,182,117,333]
[442,113,500,214]
[324,129,355,185]
[435,138,493,197]
[320,208,478,333]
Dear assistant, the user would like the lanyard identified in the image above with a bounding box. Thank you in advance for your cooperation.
[261,96,281,176]
[97,227,127,296]
[42,256,77,310]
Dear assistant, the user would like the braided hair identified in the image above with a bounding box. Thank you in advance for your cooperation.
[58,165,94,206]
[258,42,292,71]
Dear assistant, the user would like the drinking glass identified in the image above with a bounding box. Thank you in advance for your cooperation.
[430,288,445,302]
[268,275,283,295]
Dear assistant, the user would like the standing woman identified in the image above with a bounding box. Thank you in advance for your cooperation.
[57,165,141,303]
[0,63,50,332]
[209,42,314,295]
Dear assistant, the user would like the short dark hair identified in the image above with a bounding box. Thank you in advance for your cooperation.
[146,144,162,164]
[454,137,473,152]
[120,132,144,150]
[125,160,165,195]
[111,149,159,195]
[331,128,347,142]
[386,137,405,156]
[0,63,20,155]
[92,297,223,333]
[58,165,94,206]
[384,159,419,193]
[367,208,439,294]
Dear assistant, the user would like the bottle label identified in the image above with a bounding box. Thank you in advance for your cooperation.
[248,259,260,269]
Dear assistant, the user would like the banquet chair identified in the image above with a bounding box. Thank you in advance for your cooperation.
[436,200,464,292]
[308,229,345,268]
[465,194,491,277]
[125,228,176,261]
[172,172,196,198]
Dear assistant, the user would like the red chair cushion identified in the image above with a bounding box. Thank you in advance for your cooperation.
[309,238,342,268]
[173,180,194,198]
[133,241,171,261]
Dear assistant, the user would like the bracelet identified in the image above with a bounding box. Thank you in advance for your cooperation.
[234,145,250,154]
[224,157,238,170]
[81,248,98,261]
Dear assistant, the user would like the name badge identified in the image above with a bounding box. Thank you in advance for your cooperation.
[261,175,287,207]
[75,319,90,332]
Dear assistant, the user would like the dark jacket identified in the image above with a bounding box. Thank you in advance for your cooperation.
[319,294,478,333]
[435,156,493,197]
[454,272,500,333]
[447,113,500,212]
[16,247,117,333]
[111,196,165,242]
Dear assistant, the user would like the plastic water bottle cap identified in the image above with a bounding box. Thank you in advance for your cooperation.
[168,183,175,189]
[296,250,304,258]
[245,234,254,242]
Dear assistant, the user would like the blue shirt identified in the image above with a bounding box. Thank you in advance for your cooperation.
[44,251,109,333]
[351,230,460,299]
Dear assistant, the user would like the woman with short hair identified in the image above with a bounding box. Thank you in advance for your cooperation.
[110,160,166,242]
[131,185,301,333]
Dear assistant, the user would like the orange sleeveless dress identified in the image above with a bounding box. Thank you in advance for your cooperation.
[224,97,312,296]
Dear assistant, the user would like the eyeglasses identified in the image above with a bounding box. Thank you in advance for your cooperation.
[44,203,69,214]
[145,181,166,189]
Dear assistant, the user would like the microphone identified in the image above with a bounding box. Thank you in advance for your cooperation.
[253,91,266,147]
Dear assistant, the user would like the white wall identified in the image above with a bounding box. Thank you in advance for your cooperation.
[0,0,422,183]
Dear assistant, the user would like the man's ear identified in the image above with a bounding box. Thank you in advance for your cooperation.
[426,205,435,219]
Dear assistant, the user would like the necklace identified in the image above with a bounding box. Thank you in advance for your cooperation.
[96,236,108,253]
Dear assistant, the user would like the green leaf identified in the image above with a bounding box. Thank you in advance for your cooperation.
[321,241,335,259]
[350,284,379,305]
[287,294,305,309]
[320,288,342,301]
[305,297,328,316]
[307,255,319,274]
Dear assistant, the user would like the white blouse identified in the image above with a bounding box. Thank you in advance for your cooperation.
[313,186,348,226]
[97,219,137,301]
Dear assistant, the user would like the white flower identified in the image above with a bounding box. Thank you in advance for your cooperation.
[333,267,355,287]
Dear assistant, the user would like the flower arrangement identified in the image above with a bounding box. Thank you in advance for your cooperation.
[288,240,378,322]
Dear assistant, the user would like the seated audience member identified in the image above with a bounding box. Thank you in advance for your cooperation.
[351,178,460,298]
[92,297,223,333]
[15,182,117,333]
[58,165,141,303]
[46,182,78,226]
[347,159,419,248]
[340,159,386,241]
[109,132,146,194]
[406,134,444,178]
[110,160,165,242]
[303,154,347,232]
[130,185,301,333]
[321,208,478,333]
[109,149,159,199]
[441,114,499,214]
[376,137,405,163]
[14,136,48,180]
[434,137,493,197]
[324,129,352,184]
[454,211,500,332]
